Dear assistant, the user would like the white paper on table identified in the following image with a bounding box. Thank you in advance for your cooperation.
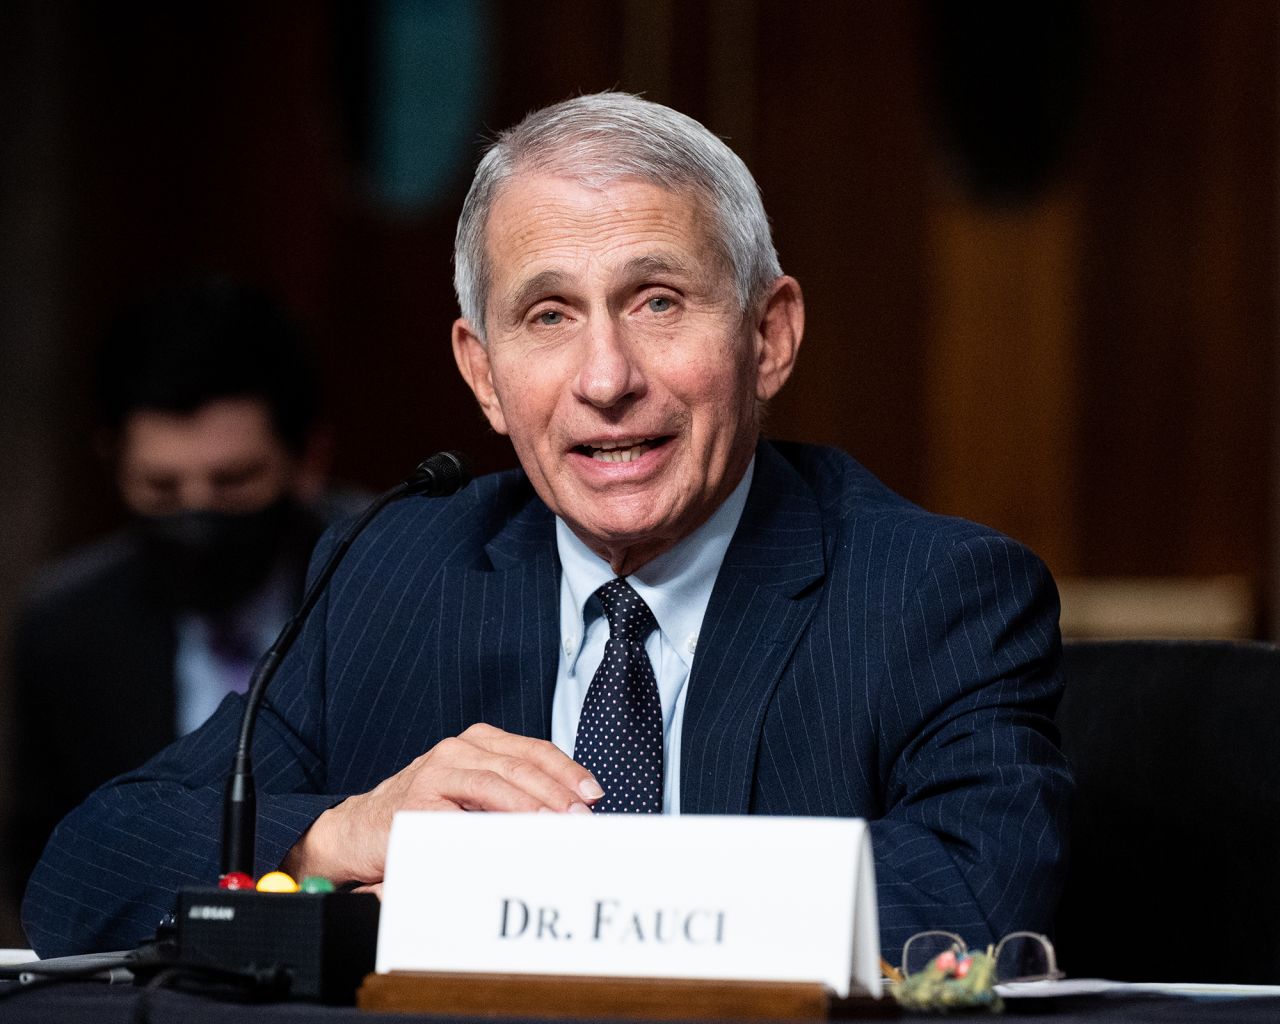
[998,978,1280,999]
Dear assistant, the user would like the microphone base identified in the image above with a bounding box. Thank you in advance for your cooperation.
[174,887,379,1003]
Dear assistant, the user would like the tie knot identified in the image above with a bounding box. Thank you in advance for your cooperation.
[595,578,657,641]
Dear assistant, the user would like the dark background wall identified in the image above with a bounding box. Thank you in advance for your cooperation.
[0,0,1274,941]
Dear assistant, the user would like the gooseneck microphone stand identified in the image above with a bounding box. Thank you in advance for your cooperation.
[220,451,471,877]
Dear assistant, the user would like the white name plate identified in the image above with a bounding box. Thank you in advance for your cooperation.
[376,813,881,998]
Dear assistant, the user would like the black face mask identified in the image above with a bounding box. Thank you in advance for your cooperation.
[134,498,296,614]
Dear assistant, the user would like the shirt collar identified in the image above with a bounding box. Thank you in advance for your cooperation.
[556,458,755,671]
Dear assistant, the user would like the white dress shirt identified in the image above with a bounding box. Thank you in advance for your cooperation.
[551,459,754,812]
[173,569,292,735]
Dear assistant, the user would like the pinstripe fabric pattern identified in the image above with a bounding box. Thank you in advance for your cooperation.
[24,442,1070,962]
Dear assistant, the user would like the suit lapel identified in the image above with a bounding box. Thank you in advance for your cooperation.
[436,496,561,740]
[680,442,826,813]
[427,445,826,797]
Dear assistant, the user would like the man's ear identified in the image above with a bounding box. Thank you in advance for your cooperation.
[753,275,804,402]
[452,318,510,436]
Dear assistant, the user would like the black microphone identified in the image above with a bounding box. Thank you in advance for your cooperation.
[220,451,472,877]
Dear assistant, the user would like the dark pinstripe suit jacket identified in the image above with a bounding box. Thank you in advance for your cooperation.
[24,441,1071,961]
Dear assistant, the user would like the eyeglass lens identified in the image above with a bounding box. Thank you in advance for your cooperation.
[902,931,966,976]
[993,933,1059,982]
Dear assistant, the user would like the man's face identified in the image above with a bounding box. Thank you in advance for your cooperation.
[117,396,301,516]
[453,173,801,574]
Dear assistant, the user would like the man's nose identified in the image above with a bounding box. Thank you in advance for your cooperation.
[574,318,645,408]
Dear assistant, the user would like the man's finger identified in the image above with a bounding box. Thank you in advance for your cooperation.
[459,723,604,802]
[415,733,591,810]
[432,766,566,813]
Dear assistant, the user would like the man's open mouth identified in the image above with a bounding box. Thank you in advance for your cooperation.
[575,437,670,463]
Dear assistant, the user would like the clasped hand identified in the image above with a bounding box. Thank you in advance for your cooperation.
[282,723,603,889]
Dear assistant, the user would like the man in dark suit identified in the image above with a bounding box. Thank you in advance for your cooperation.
[24,94,1071,964]
[8,281,335,912]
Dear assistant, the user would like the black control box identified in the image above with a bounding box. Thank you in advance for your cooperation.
[175,888,379,1003]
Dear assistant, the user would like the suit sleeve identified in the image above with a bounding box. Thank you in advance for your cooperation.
[21,555,346,959]
[867,532,1071,959]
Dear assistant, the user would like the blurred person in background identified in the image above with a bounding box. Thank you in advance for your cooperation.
[5,279,346,912]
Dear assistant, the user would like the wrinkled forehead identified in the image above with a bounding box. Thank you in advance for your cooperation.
[483,169,729,278]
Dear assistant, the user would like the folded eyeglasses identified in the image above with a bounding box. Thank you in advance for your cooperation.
[889,930,1063,1011]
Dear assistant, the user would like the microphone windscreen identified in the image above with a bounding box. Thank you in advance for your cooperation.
[405,451,472,496]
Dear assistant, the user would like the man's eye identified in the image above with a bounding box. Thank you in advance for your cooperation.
[536,310,564,326]
[646,296,674,313]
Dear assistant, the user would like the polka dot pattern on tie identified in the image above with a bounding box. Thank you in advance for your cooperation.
[573,578,664,814]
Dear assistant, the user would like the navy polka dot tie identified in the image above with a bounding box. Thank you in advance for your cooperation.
[573,578,664,813]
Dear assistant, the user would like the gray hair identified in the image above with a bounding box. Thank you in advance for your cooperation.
[453,92,781,337]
